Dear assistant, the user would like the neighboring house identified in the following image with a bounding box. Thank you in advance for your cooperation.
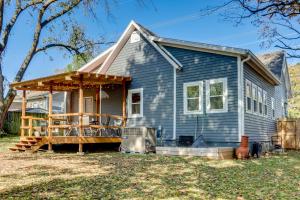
[76,21,291,147]
[10,91,67,113]
[258,51,292,118]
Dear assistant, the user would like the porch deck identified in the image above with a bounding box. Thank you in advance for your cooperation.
[10,136,122,153]
[9,71,131,153]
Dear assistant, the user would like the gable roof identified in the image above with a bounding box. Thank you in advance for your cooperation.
[257,51,285,78]
[152,36,280,85]
[96,20,182,74]
[78,45,115,73]
[77,20,281,85]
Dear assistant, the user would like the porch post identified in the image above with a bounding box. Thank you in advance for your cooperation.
[48,87,53,151]
[78,75,84,154]
[122,80,126,127]
[96,86,100,121]
[21,90,26,137]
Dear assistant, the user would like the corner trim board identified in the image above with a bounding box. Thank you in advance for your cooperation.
[173,67,176,140]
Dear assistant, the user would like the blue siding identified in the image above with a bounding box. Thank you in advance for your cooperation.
[107,33,174,138]
[165,46,239,143]
[243,63,276,142]
[275,72,288,118]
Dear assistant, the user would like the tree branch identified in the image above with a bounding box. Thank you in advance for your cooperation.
[0,0,44,52]
[41,0,82,27]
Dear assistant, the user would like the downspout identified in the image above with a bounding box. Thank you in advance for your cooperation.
[239,54,251,142]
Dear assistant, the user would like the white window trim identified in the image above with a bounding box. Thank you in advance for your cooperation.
[83,96,93,113]
[128,88,143,118]
[263,90,268,117]
[245,79,252,113]
[252,83,258,115]
[183,81,203,115]
[206,77,228,113]
[258,87,263,116]
[271,97,275,120]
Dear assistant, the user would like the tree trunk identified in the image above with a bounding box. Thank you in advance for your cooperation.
[0,89,16,129]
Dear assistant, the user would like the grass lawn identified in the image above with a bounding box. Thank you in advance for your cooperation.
[0,137,300,199]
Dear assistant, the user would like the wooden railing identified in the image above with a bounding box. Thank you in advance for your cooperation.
[20,113,125,137]
[21,116,48,137]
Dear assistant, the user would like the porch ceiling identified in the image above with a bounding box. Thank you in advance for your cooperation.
[10,71,131,91]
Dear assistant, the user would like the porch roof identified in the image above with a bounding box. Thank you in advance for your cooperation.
[10,71,131,91]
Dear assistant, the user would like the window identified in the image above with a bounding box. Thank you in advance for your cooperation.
[246,80,252,113]
[130,31,140,43]
[183,81,203,114]
[128,88,143,118]
[206,78,228,113]
[263,91,267,116]
[258,87,263,115]
[271,97,275,119]
[84,97,93,113]
[252,84,258,114]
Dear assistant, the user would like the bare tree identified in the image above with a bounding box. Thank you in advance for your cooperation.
[0,0,116,129]
[204,0,300,58]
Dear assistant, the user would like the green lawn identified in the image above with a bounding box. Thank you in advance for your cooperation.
[0,137,300,199]
[0,136,19,152]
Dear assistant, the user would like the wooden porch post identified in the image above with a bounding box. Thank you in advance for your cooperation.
[78,75,84,154]
[122,80,126,127]
[48,87,53,151]
[21,90,26,137]
[96,86,100,121]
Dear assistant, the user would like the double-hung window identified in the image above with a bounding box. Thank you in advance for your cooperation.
[271,97,275,119]
[183,81,203,114]
[252,84,258,114]
[128,88,143,118]
[258,87,263,115]
[263,91,267,116]
[246,80,252,113]
[206,78,228,113]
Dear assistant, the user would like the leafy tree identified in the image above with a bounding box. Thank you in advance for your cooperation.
[65,54,92,72]
[288,63,300,118]
[203,0,300,58]
[0,0,116,128]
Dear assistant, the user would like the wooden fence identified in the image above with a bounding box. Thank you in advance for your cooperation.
[276,119,300,150]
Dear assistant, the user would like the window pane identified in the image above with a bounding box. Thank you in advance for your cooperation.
[132,93,140,104]
[259,103,263,114]
[246,84,251,97]
[247,97,252,111]
[210,82,223,96]
[187,86,199,98]
[132,104,140,114]
[253,101,257,112]
[210,96,223,110]
[252,87,257,99]
[264,105,268,115]
[187,98,199,111]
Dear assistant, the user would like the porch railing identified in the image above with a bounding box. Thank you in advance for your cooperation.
[20,113,125,137]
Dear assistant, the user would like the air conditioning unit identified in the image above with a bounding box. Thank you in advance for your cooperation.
[121,127,156,153]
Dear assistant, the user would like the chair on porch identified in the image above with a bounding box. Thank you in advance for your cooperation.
[65,117,79,136]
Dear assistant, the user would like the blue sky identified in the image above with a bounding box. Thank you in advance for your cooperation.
[3,0,296,83]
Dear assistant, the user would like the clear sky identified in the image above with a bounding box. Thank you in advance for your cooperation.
[4,0,297,83]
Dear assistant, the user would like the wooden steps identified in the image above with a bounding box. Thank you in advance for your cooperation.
[9,136,47,153]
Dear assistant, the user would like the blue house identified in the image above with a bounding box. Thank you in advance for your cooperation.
[78,21,291,148]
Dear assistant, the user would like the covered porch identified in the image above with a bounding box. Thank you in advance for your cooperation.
[10,71,131,153]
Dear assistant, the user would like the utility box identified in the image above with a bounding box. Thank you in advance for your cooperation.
[121,127,156,153]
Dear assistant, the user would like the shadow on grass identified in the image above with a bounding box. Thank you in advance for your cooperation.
[0,152,300,199]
